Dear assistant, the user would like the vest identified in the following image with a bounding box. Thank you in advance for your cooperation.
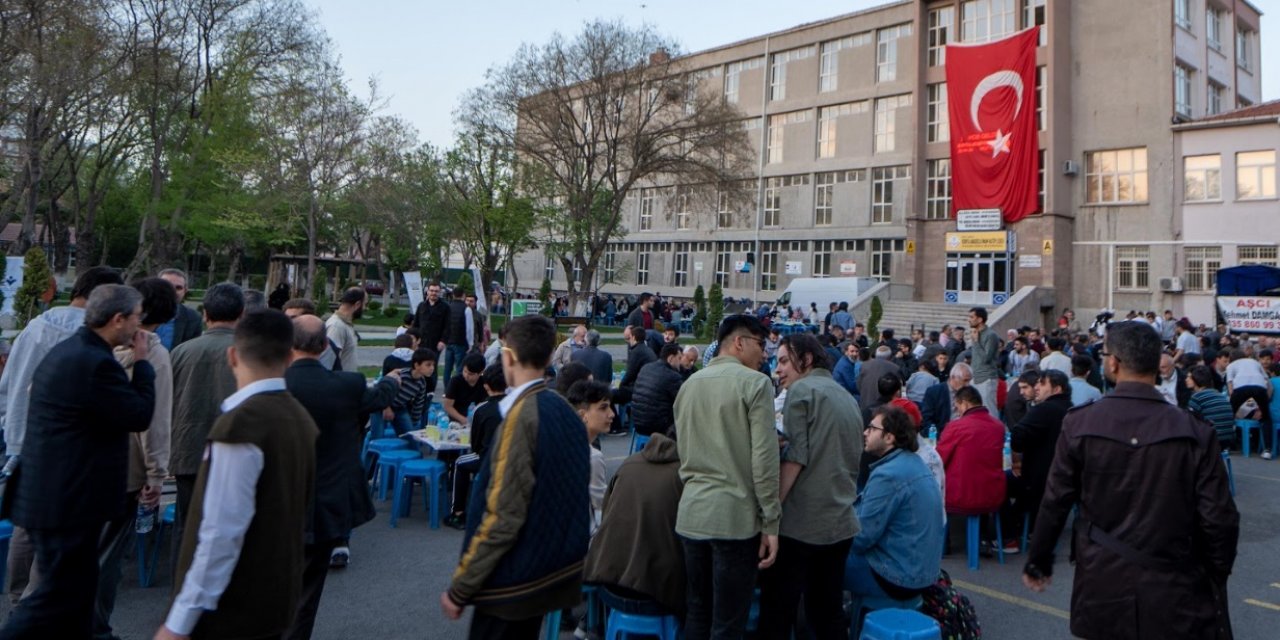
[174,392,318,639]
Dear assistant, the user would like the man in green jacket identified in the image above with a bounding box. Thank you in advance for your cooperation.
[674,314,780,640]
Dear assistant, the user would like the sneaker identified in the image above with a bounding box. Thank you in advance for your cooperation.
[1002,540,1022,555]
[329,546,350,569]
[1263,450,1273,460]
[444,513,467,530]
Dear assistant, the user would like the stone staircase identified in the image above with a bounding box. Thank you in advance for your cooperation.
[873,301,978,336]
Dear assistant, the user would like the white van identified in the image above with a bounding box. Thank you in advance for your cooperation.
[775,277,877,314]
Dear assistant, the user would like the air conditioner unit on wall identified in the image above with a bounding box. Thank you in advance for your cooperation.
[1160,277,1184,292]
[1062,160,1079,176]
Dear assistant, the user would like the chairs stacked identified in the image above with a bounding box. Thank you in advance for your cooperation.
[0,519,12,589]
[390,459,447,529]
[371,449,421,501]
[859,608,942,640]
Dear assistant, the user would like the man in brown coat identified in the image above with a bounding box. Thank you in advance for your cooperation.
[1022,320,1238,639]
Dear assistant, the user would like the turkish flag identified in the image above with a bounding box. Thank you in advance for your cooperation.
[946,27,1040,222]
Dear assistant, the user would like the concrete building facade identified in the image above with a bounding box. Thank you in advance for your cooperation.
[513,0,1265,321]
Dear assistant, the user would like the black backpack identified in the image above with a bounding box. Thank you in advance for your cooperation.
[920,569,982,639]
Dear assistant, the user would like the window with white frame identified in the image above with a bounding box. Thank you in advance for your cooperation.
[926,159,952,220]
[1023,0,1046,45]
[1207,82,1224,115]
[813,240,834,277]
[724,57,763,103]
[1207,7,1223,50]
[764,178,782,227]
[819,36,867,92]
[1239,246,1279,267]
[639,189,654,230]
[1037,149,1046,213]
[675,190,691,230]
[876,24,911,83]
[1175,63,1192,118]
[715,245,731,286]
[636,248,650,286]
[1175,0,1191,29]
[872,166,909,224]
[818,102,862,158]
[1183,155,1221,202]
[767,111,810,164]
[1036,66,1046,130]
[544,255,556,282]
[870,239,896,280]
[1086,148,1149,204]
[1116,246,1150,290]
[927,83,949,143]
[1236,27,1254,72]
[604,245,618,282]
[717,190,733,228]
[760,241,780,291]
[962,0,1015,43]
[672,243,689,287]
[1184,246,1222,291]
[874,94,911,153]
[1236,150,1276,199]
[928,7,954,67]
[815,173,834,226]
[769,46,813,101]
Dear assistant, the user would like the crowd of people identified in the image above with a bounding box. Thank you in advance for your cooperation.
[0,270,1256,640]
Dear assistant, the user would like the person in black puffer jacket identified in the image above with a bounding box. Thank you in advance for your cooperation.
[630,344,686,437]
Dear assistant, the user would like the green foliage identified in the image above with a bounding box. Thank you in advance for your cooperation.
[455,271,475,297]
[382,304,399,318]
[868,296,884,343]
[312,266,330,312]
[367,299,382,311]
[538,278,553,317]
[693,284,707,339]
[14,247,53,328]
[707,283,724,342]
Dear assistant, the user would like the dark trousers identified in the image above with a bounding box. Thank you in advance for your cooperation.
[467,609,543,640]
[442,344,468,388]
[5,526,35,605]
[681,535,760,640]
[94,491,139,640]
[173,474,197,572]
[1230,385,1273,449]
[283,541,338,640]
[451,458,481,516]
[0,525,101,639]
[757,536,853,640]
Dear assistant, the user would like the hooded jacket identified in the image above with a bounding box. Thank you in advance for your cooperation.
[0,305,87,456]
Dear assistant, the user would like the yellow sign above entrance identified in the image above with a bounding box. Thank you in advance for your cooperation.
[945,231,1009,253]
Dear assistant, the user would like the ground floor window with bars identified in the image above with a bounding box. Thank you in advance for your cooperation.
[1239,245,1278,266]
[760,241,780,291]
[636,250,650,286]
[672,244,690,287]
[813,240,835,277]
[1184,246,1221,291]
[870,239,899,280]
[1115,246,1149,290]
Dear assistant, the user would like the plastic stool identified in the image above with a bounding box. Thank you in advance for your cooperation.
[1238,419,1262,458]
[542,609,561,639]
[859,608,942,640]
[849,594,924,639]
[391,459,448,528]
[1020,511,1031,553]
[0,519,13,590]
[605,610,680,640]
[372,450,421,501]
[962,513,1003,571]
[1221,449,1236,497]
[136,504,177,588]
[364,438,410,471]
[630,433,650,455]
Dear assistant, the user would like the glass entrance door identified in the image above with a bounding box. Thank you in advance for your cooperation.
[957,258,993,305]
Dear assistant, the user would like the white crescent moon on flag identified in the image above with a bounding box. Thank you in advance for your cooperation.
[969,70,1024,130]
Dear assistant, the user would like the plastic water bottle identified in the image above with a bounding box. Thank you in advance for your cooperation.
[928,426,938,447]
[1002,432,1013,471]
[135,503,157,534]
[439,411,451,430]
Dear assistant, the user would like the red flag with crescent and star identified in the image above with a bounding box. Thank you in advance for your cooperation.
[945,27,1040,222]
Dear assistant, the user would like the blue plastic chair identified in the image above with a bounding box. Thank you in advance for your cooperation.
[630,433,650,455]
[953,513,1004,571]
[0,519,13,590]
[605,610,680,640]
[136,504,177,588]
[859,608,942,640]
[391,459,448,528]
[1269,377,1280,458]
[849,594,925,639]
[1237,419,1262,458]
[1221,449,1236,497]
[542,609,561,639]
[372,450,421,501]
[363,438,410,472]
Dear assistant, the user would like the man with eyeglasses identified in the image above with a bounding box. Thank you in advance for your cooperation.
[158,268,204,350]
[674,315,781,640]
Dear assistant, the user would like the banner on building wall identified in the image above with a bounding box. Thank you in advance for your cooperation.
[945,26,1041,223]
[1216,296,1280,334]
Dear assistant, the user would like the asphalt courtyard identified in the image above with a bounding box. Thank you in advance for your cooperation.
[14,414,1277,639]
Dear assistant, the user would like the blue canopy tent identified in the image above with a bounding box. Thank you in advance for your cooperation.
[1216,264,1280,296]
[1216,264,1280,334]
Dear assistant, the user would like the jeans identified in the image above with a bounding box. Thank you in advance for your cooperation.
[442,344,468,387]
[842,551,891,599]
[758,536,853,640]
[681,535,760,640]
[388,410,417,437]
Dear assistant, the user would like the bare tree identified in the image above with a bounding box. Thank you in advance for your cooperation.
[460,19,754,307]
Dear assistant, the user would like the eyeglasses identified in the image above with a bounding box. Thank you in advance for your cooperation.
[864,424,884,432]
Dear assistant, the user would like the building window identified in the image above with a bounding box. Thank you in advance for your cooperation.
[769,46,813,101]
[764,178,782,227]
[675,190,691,230]
[870,239,896,280]
[672,244,689,288]
[1036,66,1046,130]
[1206,7,1223,50]
[639,189,654,230]
[1183,155,1221,202]
[1207,82,1224,115]
[766,110,810,164]
[813,240,834,277]
[872,166,909,224]
[962,0,1016,43]
[926,83,949,143]
[544,255,556,282]
[818,102,861,158]
[926,159,952,220]
[819,36,867,92]
[1184,246,1222,292]
[1236,150,1276,199]
[636,249,650,286]
[724,57,762,103]
[928,6,954,67]
[876,24,911,83]
[1236,28,1254,73]
[874,94,911,153]
[760,241,780,291]
[715,247,731,286]
[1174,64,1192,118]
[1086,148,1148,204]
[815,173,834,226]
[1116,246,1150,291]
[1037,149,1046,213]
[1175,0,1191,30]
[1239,246,1279,267]
[604,245,618,282]
[1022,0,1046,45]
[717,191,733,228]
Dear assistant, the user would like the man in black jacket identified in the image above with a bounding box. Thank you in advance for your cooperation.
[613,325,657,435]
[159,268,204,350]
[441,288,472,385]
[445,364,507,529]
[415,282,450,376]
[571,329,613,385]
[1007,369,1071,542]
[0,285,156,639]
[283,315,400,639]
[631,344,686,437]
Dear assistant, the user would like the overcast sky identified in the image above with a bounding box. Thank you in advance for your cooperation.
[307,0,1280,149]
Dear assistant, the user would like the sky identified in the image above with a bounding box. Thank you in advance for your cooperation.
[307,0,1280,150]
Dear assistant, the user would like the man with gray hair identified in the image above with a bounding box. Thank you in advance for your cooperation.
[857,344,902,406]
[158,268,203,350]
[921,363,975,436]
[552,324,588,371]
[0,285,156,638]
[571,328,613,385]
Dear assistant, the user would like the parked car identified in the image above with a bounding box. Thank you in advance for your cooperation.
[363,280,385,295]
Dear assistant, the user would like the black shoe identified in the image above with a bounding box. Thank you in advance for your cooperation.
[444,514,467,530]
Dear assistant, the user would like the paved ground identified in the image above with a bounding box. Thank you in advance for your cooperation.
[18,415,1278,639]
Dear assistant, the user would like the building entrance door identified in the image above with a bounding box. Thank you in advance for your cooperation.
[945,253,1011,306]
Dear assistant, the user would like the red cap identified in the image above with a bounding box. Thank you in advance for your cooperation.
[890,398,923,428]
